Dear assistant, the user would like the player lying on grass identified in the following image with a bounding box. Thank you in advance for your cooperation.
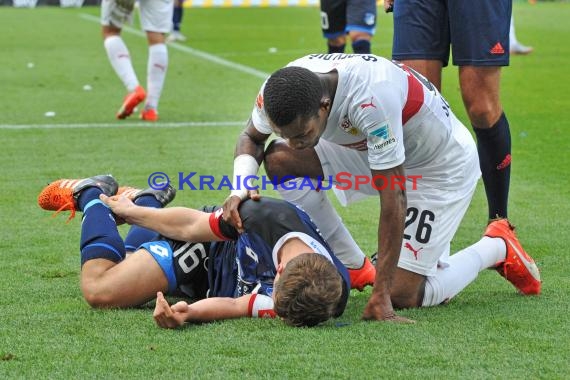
[37,175,350,328]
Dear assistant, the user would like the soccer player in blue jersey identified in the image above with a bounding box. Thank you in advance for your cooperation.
[37,175,350,328]
[167,0,187,43]
[388,0,515,223]
[319,0,377,54]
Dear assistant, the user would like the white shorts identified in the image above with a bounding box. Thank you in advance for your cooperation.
[101,0,173,33]
[315,118,480,276]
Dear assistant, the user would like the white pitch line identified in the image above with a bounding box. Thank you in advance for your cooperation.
[0,121,244,130]
[79,13,270,80]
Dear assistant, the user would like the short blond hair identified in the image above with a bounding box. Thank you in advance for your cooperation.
[273,253,343,327]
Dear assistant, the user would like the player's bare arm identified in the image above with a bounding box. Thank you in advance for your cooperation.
[153,291,254,328]
[362,164,414,323]
[222,118,271,231]
[100,195,218,242]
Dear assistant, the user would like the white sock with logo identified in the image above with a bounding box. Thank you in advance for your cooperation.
[422,237,506,306]
[104,36,139,92]
[277,178,366,269]
[146,43,168,110]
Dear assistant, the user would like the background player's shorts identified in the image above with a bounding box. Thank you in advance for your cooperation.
[320,0,376,39]
[392,0,511,67]
[315,115,480,276]
[100,0,135,29]
[101,0,173,33]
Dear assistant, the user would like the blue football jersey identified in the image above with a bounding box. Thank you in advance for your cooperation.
[215,197,350,316]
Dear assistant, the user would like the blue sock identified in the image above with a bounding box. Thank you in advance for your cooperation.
[124,195,162,252]
[473,112,511,219]
[77,187,103,212]
[352,39,371,54]
[80,199,125,266]
[173,6,183,32]
[328,43,345,54]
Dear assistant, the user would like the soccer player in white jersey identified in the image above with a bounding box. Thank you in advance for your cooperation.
[222,53,541,322]
[100,0,173,121]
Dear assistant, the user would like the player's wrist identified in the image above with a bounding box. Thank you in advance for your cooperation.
[230,154,259,200]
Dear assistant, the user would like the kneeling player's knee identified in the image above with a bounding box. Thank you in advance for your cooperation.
[391,293,422,309]
[264,140,293,178]
[390,272,426,309]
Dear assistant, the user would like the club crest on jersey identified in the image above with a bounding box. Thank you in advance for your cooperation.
[256,93,264,109]
[339,115,358,135]
[364,12,375,26]
[369,121,396,150]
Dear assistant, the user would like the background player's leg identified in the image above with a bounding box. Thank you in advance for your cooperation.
[168,0,187,42]
[400,59,443,91]
[103,27,140,93]
[142,31,168,121]
[460,66,511,220]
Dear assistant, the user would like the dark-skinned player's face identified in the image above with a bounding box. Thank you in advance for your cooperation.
[271,109,328,150]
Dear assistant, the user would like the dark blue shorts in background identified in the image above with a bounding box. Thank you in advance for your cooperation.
[392,0,511,67]
[321,0,377,39]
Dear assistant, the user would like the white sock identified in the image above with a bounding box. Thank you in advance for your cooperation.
[278,178,366,268]
[510,15,518,47]
[104,36,139,92]
[422,237,506,306]
[145,43,168,110]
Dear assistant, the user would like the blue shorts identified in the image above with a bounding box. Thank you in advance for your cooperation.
[139,239,211,298]
[320,0,377,39]
[140,237,239,299]
[392,0,511,67]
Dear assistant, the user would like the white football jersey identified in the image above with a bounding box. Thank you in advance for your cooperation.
[251,54,468,184]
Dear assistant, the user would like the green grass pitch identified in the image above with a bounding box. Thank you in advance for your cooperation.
[1,1,569,378]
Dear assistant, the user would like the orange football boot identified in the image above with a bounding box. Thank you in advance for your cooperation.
[348,257,376,291]
[116,86,146,119]
[140,108,158,122]
[485,219,541,295]
[38,175,118,221]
